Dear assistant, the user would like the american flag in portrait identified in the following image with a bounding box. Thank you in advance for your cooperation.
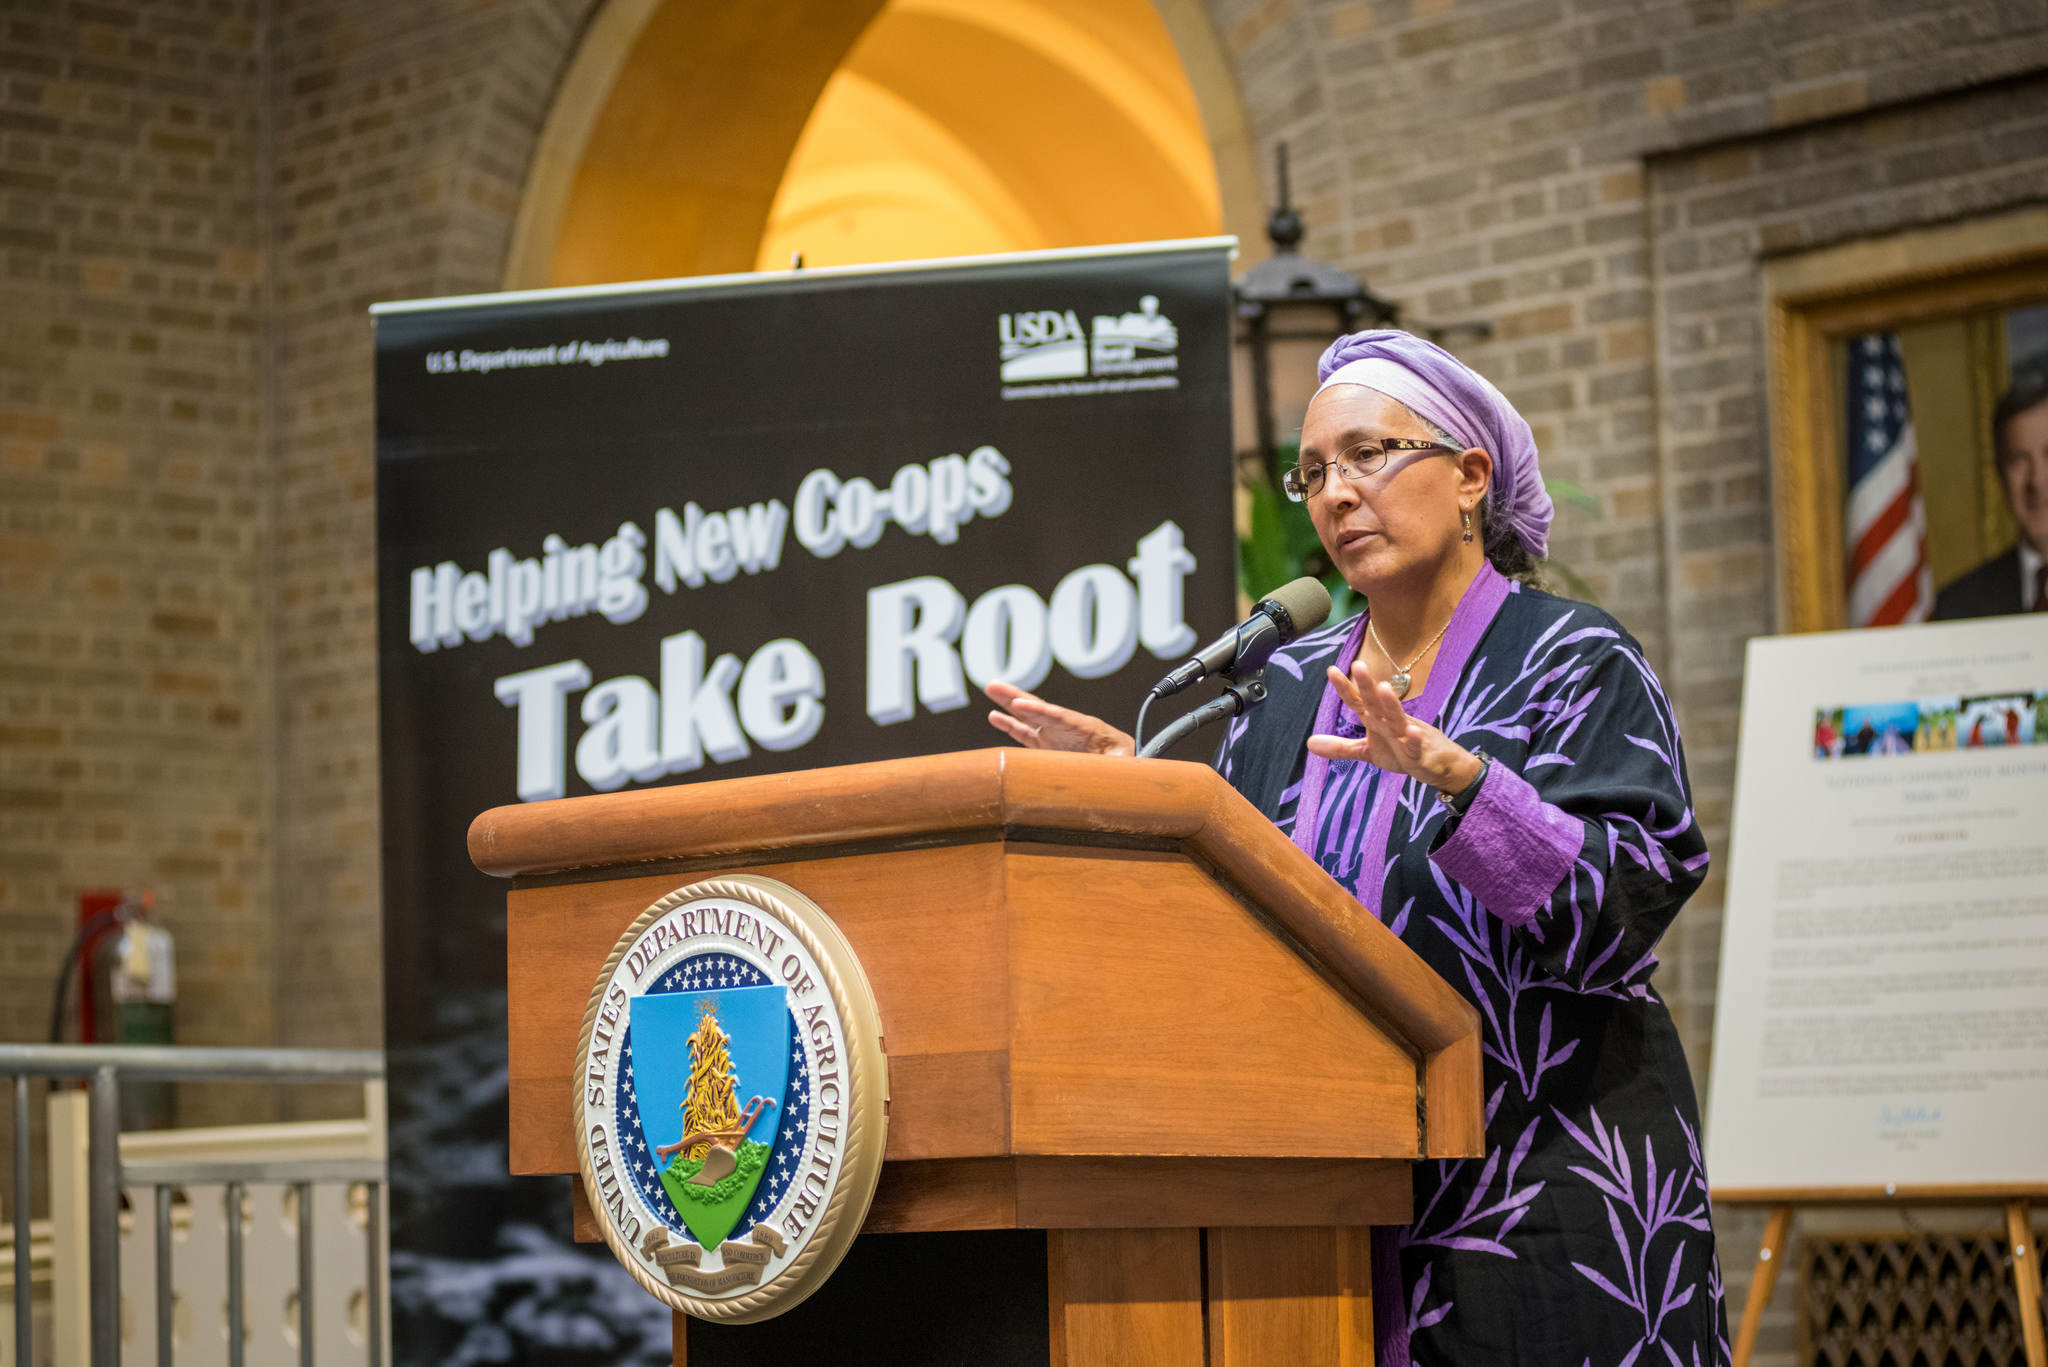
[1844,333,1932,627]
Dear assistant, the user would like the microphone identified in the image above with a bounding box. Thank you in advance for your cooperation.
[1150,576,1332,700]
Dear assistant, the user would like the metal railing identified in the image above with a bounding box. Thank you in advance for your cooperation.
[1,1044,386,1367]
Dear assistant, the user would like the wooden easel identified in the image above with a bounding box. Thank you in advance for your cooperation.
[1725,1187,2048,1367]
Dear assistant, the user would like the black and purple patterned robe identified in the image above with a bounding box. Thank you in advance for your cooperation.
[1217,563,1730,1367]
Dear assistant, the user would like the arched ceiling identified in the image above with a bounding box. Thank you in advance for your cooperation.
[509,0,1253,289]
[536,0,888,286]
[754,0,1221,271]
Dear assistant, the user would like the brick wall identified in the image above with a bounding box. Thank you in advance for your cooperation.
[0,0,273,1123]
[0,0,595,1122]
[263,0,590,1062]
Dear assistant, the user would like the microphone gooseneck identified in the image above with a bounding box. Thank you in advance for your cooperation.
[1134,577,1332,759]
[1149,576,1332,700]
[1137,671,1269,760]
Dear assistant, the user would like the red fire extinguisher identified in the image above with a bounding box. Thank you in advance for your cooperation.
[51,888,177,1126]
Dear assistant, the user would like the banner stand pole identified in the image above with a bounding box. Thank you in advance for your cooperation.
[1725,1196,2046,1367]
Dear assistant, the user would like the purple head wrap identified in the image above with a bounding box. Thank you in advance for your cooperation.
[1312,329,1553,560]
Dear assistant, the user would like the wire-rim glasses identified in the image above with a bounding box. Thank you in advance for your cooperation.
[1282,438,1461,502]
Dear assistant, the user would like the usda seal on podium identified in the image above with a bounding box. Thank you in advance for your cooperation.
[573,875,888,1322]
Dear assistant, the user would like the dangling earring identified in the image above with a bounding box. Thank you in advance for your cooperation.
[1461,508,1474,544]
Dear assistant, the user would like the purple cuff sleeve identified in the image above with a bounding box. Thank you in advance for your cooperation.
[1429,760,1585,927]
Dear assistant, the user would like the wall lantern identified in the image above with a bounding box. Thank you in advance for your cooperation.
[1232,143,1399,495]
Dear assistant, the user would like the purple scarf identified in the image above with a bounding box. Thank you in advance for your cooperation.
[1316,330,1553,561]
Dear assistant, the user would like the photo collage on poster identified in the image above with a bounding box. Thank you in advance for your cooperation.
[1813,690,2048,758]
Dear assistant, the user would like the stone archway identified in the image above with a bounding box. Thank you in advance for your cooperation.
[504,0,1263,289]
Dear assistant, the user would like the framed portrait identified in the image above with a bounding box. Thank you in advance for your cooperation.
[1765,208,2048,632]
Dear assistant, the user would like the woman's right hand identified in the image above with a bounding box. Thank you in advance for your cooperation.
[984,682,1134,756]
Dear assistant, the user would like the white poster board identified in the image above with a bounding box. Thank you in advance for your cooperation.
[1705,615,2048,1195]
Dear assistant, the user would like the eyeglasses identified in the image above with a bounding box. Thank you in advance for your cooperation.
[1282,438,1461,501]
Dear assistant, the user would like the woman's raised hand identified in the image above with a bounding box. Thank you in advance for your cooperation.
[1305,659,1482,793]
[984,681,1135,757]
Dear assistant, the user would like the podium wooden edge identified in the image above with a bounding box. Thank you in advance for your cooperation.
[573,1155,1413,1242]
[474,748,1485,1159]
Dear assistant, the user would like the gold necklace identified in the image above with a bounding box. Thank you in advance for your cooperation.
[1366,613,1452,700]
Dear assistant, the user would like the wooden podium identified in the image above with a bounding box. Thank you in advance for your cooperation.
[472,748,1482,1366]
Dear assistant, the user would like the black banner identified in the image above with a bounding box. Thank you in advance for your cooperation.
[372,242,1236,1364]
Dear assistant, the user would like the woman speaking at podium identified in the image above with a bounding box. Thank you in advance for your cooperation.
[988,330,1728,1366]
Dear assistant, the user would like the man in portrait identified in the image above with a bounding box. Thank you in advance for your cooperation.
[1934,367,2048,618]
